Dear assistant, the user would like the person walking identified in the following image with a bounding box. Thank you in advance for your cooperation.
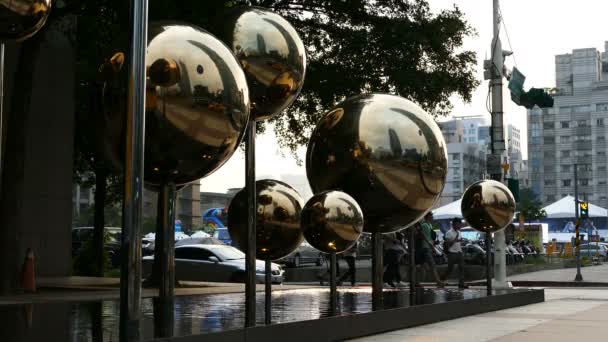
[416,212,445,287]
[338,242,358,286]
[441,218,467,289]
[383,233,406,288]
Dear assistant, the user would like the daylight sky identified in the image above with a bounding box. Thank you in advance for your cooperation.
[201,0,608,193]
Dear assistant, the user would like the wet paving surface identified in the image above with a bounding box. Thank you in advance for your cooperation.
[0,287,519,341]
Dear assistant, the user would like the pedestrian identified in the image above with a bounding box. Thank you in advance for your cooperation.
[441,218,467,289]
[416,212,445,287]
[338,242,358,286]
[383,233,406,288]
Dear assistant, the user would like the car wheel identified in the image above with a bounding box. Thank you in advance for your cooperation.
[294,254,301,268]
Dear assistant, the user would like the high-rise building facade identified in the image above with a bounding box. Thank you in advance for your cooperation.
[528,42,608,207]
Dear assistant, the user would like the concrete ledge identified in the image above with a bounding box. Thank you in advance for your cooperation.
[150,289,544,342]
[511,280,608,288]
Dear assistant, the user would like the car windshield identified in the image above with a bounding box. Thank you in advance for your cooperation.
[213,246,245,261]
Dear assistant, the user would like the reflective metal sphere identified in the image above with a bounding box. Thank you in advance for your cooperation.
[227,179,304,261]
[301,191,364,254]
[214,7,306,121]
[0,0,52,42]
[306,94,447,233]
[100,23,250,188]
[461,180,516,233]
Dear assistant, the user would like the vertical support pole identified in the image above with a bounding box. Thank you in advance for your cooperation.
[245,119,256,327]
[0,43,4,184]
[264,260,271,325]
[371,232,383,310]
[485,232,492,295]
[490,0,507,288]
[574,165,583,281]
[156,182,176,337]
[120,1,148,341]
[329,252,337,316]
[408,227,416,306]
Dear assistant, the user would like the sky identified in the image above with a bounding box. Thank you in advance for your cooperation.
[201,0,608,194]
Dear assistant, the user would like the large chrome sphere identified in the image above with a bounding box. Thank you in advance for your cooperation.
[0,0,52,42]
[301,191,364,254]
[227,179,304,261]
[306,94,447,233]
[213,7,306,121]
[100,23,250,188]
[461,180,516,233]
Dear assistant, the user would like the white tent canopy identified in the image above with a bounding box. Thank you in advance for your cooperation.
[432,199,462,220]
[542,195,608,218]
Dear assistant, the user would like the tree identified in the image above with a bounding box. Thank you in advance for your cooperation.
[518,188,547,223]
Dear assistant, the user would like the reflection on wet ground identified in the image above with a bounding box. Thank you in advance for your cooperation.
[0,287,510,341]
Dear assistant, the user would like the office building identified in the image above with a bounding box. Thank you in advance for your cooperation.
[528,42,608,206]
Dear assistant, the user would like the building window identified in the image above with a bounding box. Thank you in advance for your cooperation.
[599,180,607,185]
[451,153,460,161]
[543,122,555,129]
[559,106,571,113]
[560,150,570,158]
[560,136,571,143]
[573,105,591,113]
[597,135,606,142]
[598,166,607,172]
[544,136,555,144]
[596,103,608,111]
[579,179,591,186]
[544,151,555,158]
[598,151,606,156]
[597,119,605,127]
[560,165,571,172]
[562,179,572,187]
[577,120,589,127]
[546,195,556,202]
[560,121,570,128]
[544,179,556,186]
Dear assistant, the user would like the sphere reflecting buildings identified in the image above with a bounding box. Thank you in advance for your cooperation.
[228,179,304,261]
[213,7,306,121]
[461,179,516,233]
[100,23,250,188]
[301,191,364,254]
[306,94,447,233]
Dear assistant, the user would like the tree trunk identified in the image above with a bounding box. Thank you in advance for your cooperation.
[92,167,107,276]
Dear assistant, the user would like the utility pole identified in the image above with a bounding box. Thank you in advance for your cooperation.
[574,165,583,281]
[489,0,508,288]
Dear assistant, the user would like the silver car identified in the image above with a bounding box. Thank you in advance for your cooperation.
[143,244,284,284]
[282,241,324,267]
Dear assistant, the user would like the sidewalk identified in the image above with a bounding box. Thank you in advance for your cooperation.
[507,263,608,282]
[349,288,608,341]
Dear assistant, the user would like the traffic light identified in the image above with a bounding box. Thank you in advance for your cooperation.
[579,201,589,219]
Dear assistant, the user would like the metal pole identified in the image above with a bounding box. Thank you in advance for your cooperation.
[245,119,257,327]
[574,165,583,281]
[264,260,271,325]
[485,232,492,295]
[371,232,383,310]
[490,0,508,288]
[156,181,175,337]
[119,1,148,341]
[408,227,416,306]
[329,252,337,316]
[0,43,4,184]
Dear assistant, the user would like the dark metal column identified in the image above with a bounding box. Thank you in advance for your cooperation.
[329,252,337,315]
[119,1,148,341]
[371,232,383,310]
[156,181,176,337]
[245,119,257,327]
[408,227,416,305]
[264,260,271,325]
[0,43,4,183]
[574,165,583,281]
[485,232,492,295]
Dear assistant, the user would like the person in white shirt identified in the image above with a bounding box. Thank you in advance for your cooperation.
[441,218,467,288]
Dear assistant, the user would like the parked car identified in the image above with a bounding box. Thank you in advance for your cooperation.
[282,241,324,267]
[72,226,122,267]
[578,243,608,261]
[142,244,284,284]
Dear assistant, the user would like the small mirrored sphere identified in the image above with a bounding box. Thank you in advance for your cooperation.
[301,191,364,254]
[461,180,516,233]
[0,0,52,42]
[214,7,306,121]
[227,179,304,261]
[306,94,448,234]
[100,23,250,188]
